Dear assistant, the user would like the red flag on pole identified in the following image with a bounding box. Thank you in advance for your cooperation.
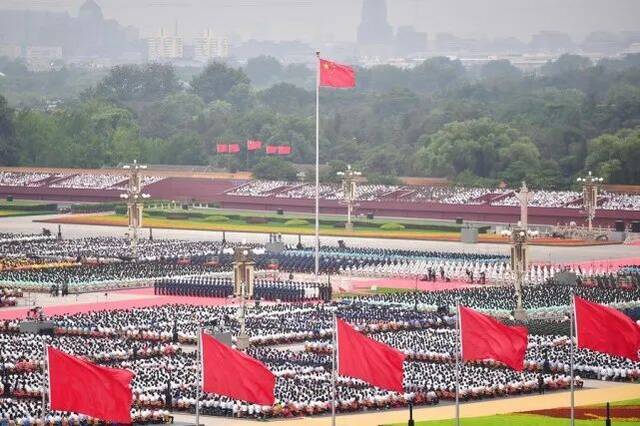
[47,347,134,423]
[216,144,229,153]
[574,296,640,361]
[265,145,278,155]
[337,318,405,392]
[277,145,292,155]
[228,143,241,154]
[459,306,528,370]
[319,59,356,88]
[247,140,262,151]
[201,331,276,405]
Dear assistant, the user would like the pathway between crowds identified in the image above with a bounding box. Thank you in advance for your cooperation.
[171,383,640,425]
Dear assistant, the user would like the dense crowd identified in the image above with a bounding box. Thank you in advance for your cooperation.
[0,171,164,191]
[224,180,640,211]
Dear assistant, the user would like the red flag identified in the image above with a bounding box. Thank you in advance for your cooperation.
[574,296,640,361]
[277,145,292,155]
[47,347,133,423]
[216,144,229,153]
[201,331,275,405]
[265,145,278,155]
[319,59,356,88]
[229,143,241,154]
[247,140,262,151]
[459,306,528,371]
[337,318,405,392]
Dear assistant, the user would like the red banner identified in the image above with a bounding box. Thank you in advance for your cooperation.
[319,58,356,88]
[265,145,278,155]
[247,140,262,151]
[216,144,229,153]
[229,144,240,153]
[277,145,292,155]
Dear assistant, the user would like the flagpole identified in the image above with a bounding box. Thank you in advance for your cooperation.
[42,342,47,425]
[570,295,575,426]
[314,51,320,279]
[331,311,337,426]
[196,328,202,426]
[455,304,461,426]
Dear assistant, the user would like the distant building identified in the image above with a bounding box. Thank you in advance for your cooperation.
[529,31,574,54]
[25,46,63,72]
[357,0,393,55]
[0,44,21,60]
[194,29,229,63]
[395,26,427,56]
[0,0,143,64]
[147,28,183,61]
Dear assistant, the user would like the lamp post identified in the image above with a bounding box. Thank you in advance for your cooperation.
[337,165,361,231]
[119,160,150,258]
[576,171,603,233]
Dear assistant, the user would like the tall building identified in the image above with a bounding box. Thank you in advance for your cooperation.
[194,29,229,63]
[357,0,393,46]
[395,26,427,56]
[147,28,183,61]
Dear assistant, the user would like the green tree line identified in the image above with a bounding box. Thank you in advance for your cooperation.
[1,53,640,187]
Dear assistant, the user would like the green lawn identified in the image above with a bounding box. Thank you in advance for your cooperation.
[0,209,53,217]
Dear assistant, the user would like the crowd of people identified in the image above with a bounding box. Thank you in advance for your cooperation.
[0,171,164,191]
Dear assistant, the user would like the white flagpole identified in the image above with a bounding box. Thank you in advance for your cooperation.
[455,304,461,426]
[314,51,321,279]
[570,295,575,426]
[196,328,202,426]
[331,312,337,426]
[42,342,48,425]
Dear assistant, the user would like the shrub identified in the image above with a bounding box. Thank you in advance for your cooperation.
[206,215,230,223]
[380,222,405,231]
[284,219,309,227]
[166,213,189,220]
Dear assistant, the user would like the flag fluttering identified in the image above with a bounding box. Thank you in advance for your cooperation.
[216,143,229,153]
[247,140,263,151]
[277,145,292,155]
[47,347,134,423]
[228,143,240,154]
[459,306,528,370]
[201,331,276,405]
[319,59,356,88]
[574,296,640,361]
[336,318,405,392]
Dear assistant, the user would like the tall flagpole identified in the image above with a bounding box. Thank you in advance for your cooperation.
[314,51,321,279]
[331,312,337,426]
[42,342,47,425]
[570,295,575,426]
[455,304,461,426]
[196,328,202,426]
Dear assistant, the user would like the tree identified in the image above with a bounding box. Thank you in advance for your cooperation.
[191,62,249,103]
[252,157,297,181]
[258,83,313,114]
[410,57,466,92]
[244,56,283,87]
[480,60,522,83]
[585,127,640,184]
[95,63,179,102]
[0,95,17,165]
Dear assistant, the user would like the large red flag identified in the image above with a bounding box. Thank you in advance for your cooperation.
[337,318,405,392]
[459,306,528,371]
[247,140,262,151]
[201,331,275,405]
[228,143,241,154]
[574,296,640,361]
[216,144,229,153]
[47,347,133,423]
[319,59,356,88]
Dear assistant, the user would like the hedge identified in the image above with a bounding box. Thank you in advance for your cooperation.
[71,203,123,214]
[0,203,57,212]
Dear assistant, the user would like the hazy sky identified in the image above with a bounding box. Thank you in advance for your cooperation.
[1,0,639,43]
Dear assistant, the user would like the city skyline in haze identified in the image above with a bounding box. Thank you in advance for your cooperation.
[0,0,638,44]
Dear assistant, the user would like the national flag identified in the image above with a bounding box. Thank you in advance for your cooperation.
[265,145,278,155]
[216,144,229,153]
[201,331,275,405]
[574,296,640,361]
[319,58,356,88]
[459,306,528,371]
[47,347,134,423]
[277,145,292,155]
[247,140,262,151]
[229,144,241,154]
[336,318,405,392]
